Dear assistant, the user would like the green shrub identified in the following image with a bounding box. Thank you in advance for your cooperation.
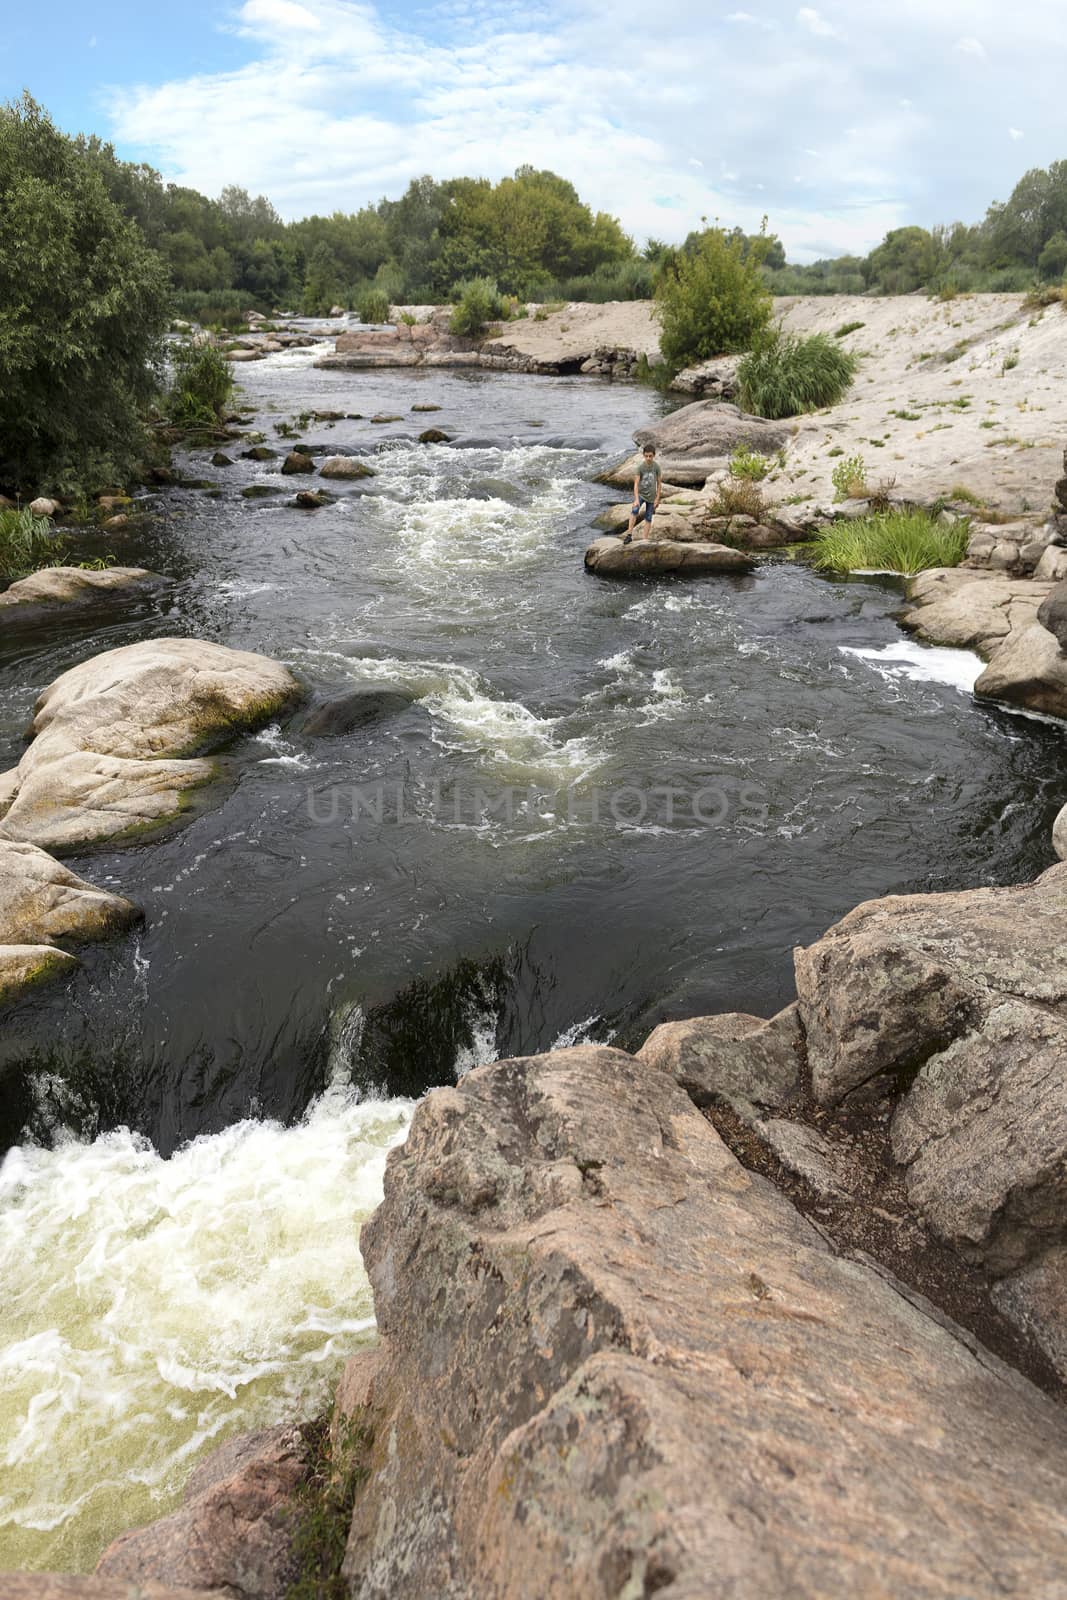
[812,509,968,575]
[729,444,770,481]
[167,343,234,427]
[0,94,170,494]
[449,277,507,336]
[737,329,858,419]
[653,227,772,372]
[831,454,868,500]
[357,287,392,324]
[834,320,865,338]
[0,507,62,581]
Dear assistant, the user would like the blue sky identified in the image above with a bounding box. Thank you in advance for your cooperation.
[5,1,1064,260]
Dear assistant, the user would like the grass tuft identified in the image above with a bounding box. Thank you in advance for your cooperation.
[812,509,968,575]
[0,507,61,581]
[737,329,858,419]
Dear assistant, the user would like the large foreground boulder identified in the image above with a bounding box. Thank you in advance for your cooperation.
[344,1044,1067,1597]
[795,861,1067,1108]
[0,837,141,1006]
[794,862,1067,1378]
[584,535,755,577]
[0,638,302,851]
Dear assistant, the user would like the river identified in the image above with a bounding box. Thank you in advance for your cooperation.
[0,346,1063,1570]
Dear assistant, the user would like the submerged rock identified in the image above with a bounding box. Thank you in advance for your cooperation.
[280,451,315,474]
[341,1043,1067,1597]
[301,687,415,736]
[0,638,302,852]
[418,427,450,444]
[584,535,755,576]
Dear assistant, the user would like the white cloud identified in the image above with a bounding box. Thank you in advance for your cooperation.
[98,0,1067,263]
[954,36,986,58]
[797,7,839,38]
[1009,127,1024,139]
[240,0,323,29]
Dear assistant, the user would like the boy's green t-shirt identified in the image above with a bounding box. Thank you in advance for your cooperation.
[637,460,661,501]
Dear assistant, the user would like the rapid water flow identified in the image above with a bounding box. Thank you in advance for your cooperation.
[1,350,1063,1569]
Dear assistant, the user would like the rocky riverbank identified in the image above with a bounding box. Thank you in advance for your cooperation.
[13,858,1067,1597]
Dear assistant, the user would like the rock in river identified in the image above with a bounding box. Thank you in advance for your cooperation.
[341,1043,1067,1597]
[319,455,374,480]
[0,566,170,628]
[0,837,141,1007]
[301,687,415,737]
[584,535,755,577]
[0,637,302,852]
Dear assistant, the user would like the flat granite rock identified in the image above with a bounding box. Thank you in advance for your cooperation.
[584,535,755,576]
[342,1043,1067,1598]
[0,637,302,852]
[0,566,170,626]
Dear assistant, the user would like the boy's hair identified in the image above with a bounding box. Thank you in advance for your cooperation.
[643,444,656,455]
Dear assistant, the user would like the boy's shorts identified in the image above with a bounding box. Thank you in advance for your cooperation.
[632,499,654,524]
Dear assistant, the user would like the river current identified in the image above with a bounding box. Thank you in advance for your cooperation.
[1,346,1063,1569]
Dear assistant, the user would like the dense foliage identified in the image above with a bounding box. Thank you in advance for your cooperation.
[0,95,170,494]
[653,226,773,371]
[811,510,969,575]
[737,329,858,419]
[75,144,640,314]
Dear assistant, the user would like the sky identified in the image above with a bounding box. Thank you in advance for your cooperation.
[4,0,1065,261]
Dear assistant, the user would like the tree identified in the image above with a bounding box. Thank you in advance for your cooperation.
[653,225,772,371]
[864,227,941,292]
[1038,230,1067,281]
[0,94,170,494]
[302,241,343,313]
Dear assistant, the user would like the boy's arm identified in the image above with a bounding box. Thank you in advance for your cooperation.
[655,466,662,507]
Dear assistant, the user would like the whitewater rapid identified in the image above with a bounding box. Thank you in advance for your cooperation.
[0,1086,411,1572]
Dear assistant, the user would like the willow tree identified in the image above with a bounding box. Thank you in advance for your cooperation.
[0,94,170,494]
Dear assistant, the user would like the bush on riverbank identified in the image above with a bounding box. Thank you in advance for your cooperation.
[449,277,508,335]
[357,287,392,324]
[167,344,235,427]
[812,509,968,575]
[0,95,170,496]
[737,329,858,419]
[653,227,772,372]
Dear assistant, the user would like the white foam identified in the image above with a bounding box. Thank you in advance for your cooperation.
[0,1091,411,1572]
[839,641,983,695]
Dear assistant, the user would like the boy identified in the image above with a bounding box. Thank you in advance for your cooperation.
[623,444,662,542]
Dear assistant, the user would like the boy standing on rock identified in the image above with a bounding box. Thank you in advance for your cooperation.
[624,444,662,542]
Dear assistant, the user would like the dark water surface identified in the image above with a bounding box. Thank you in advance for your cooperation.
[2,354,1064,1154]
